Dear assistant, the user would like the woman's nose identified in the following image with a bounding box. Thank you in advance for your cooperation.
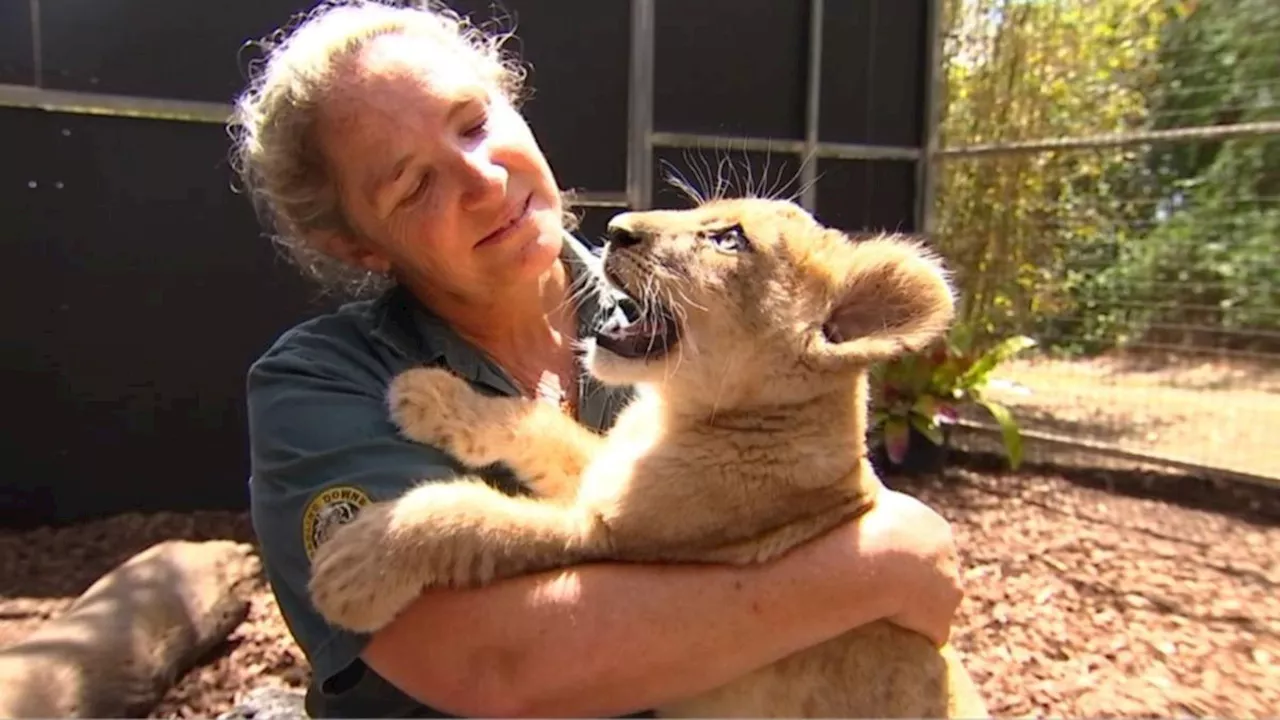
[457,149,506,210]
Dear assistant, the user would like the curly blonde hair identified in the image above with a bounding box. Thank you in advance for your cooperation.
[228,0,532,296]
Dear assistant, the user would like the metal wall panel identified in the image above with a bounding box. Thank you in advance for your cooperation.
[819,0,928,147]
[453,0,632,194]
[32,0,631,194]
[0,107,328,526]
[813,158,918,234]
[0,1,35,85]
[653,0,808,139]
[1,0,934,524]
[37,0,310,102]
[0,106,59,527]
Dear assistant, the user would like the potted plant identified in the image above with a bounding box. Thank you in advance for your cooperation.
[867,327,1037,476]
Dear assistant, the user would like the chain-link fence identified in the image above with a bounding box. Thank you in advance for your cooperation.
[925,0,1280,483]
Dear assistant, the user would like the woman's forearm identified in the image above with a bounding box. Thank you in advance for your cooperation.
[363,521,897,718]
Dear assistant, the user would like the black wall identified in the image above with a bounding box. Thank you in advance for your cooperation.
[646,0,926,234]
[1,0,932,527]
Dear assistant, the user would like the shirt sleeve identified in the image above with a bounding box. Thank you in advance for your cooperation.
[245,329,462,688]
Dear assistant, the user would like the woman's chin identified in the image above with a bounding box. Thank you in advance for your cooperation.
[511,213,566,277]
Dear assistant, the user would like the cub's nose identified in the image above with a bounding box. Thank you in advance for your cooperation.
[605,225,643,249]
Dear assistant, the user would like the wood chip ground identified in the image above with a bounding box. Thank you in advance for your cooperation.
[2,456,1276,718]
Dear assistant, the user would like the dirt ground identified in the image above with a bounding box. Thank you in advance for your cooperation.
[1,457,1277,718]
[991,351,1280,479]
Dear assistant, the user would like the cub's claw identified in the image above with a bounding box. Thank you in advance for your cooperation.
[308,480,570,632]
[387,367,529,468]
[388,367,476,435]
[308,503,422,633]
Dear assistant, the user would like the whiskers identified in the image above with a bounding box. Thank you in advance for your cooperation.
[707,354,735,425]
[658,142,825,207]
[658,283,690,386]
[636,272,664,360]
[610,255,698,387]
[552,258,609,326]
[553,258,618,370]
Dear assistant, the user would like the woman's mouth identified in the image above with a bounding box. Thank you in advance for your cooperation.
[478,195,533,247]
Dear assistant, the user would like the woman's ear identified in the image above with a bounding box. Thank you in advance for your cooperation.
[313,230,394,275]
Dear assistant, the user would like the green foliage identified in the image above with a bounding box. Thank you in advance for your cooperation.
[1134,0,1280,348]
[933,0,1280,357]
[870,327,1038,469]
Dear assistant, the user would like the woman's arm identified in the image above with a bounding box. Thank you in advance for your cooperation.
[362,488,962,718]
[246,334,960,717]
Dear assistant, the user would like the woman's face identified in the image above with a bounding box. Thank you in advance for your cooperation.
[315,33,565,300]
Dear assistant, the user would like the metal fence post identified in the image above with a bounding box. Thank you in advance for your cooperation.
[916,0,946,237]
[799,0,826,213]
[626,0,657,211]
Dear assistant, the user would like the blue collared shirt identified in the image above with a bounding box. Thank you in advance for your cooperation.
[247,233,637,717]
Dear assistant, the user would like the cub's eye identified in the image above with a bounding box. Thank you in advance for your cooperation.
[709,224,750,253]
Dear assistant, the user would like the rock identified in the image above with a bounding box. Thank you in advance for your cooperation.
[216,686,307,719]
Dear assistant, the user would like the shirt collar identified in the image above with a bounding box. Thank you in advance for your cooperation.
[367,230,628,400]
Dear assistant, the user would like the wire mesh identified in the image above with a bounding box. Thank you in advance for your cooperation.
[928,0,1280,482]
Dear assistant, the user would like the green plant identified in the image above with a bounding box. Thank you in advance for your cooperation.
[869,327,1038,470]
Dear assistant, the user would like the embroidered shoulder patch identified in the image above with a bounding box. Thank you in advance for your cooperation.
[302,485,372,559]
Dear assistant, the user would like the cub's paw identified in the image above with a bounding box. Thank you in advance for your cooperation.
[388,367,527,467]
[308,503,423,633]
[388,367,476,431]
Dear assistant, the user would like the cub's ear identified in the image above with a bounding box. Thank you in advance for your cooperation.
[807,233,955,368]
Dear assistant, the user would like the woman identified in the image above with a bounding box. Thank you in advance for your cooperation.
[232,1,965,717]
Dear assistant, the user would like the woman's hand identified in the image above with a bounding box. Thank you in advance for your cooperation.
[858,488,964,645]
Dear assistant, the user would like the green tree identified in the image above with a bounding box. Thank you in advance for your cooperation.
[933,0,1166,349]
[1128,0,1280,350]
[933,0,1280,355]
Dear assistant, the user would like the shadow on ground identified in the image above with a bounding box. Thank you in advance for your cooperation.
[888,449,1280,528]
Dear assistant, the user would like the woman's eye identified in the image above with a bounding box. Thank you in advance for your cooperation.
[402,172,431,206]
[463,116,489,139]
[710,225,750,252]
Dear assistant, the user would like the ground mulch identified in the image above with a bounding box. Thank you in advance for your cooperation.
[1,456,1277,718]
[901,454,1280,718]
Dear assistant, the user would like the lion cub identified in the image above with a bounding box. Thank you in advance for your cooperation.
[309,197,988,718]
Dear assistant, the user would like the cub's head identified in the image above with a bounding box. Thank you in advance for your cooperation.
[586,198,955,410]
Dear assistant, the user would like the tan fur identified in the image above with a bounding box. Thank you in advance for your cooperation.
[308,198,987,717]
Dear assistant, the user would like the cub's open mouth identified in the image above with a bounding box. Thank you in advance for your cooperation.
[595,266,683,360]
